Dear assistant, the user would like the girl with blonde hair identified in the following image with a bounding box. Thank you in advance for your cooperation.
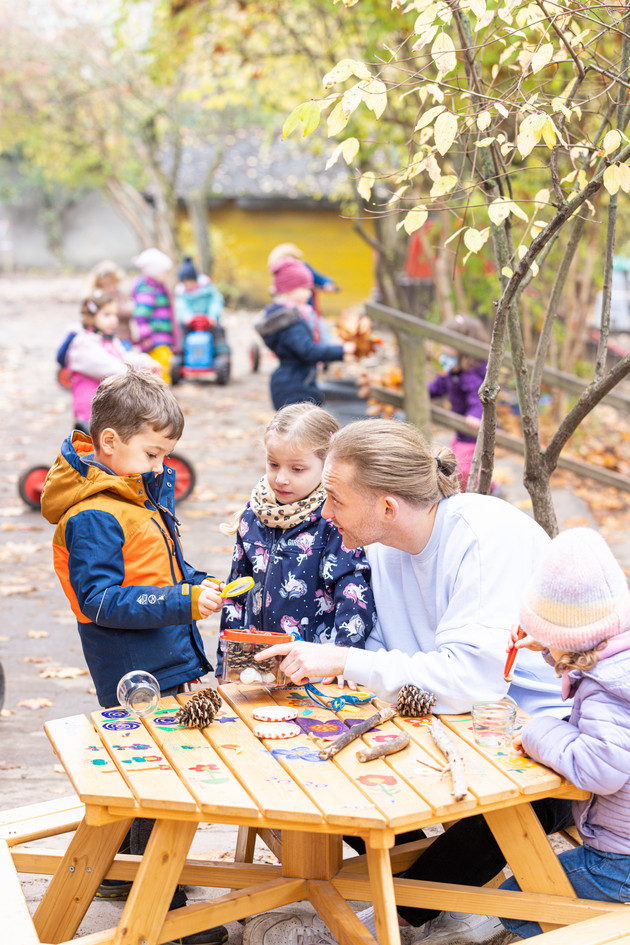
[217,402,375,674]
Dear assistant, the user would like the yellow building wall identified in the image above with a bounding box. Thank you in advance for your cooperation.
[200,204,376,315]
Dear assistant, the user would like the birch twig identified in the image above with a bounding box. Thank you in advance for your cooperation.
[318,707,397,760]
[430,718,468,801]
[357,732,410,763]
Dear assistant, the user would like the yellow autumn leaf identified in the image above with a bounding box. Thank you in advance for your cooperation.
[541,118,556,150]
[530,43,553,75]
[430,175,458,197]
[477,110,492,131]
[501,266,513,278]
[282,104,306,140]
[415,104,446,132]
[322,58,372,88]
[434,112,458,156]
[357,171,376,202]
[301,102,320,136]
[469,0,486,16]
[603,130,622,157]
[341,137,360,164]
[463,227,490,253]
[412,25,439,52]
[534,188,550,209]
[488,198,510,225]
[327,101,350,137]
[342,85,362,118]
[431,31,457,76]
[359,78,387,119]
[403,207,429,234]
[604,164,621,196]
[619,163,630,193]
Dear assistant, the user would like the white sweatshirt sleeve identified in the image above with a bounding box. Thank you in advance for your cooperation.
[345,495,556,714]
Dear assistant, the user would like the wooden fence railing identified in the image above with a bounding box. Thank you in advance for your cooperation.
[366,301,630,494]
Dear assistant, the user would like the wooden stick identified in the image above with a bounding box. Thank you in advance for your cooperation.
[356,732,410,763]
[318,707,397,760]
[430,718,468,801]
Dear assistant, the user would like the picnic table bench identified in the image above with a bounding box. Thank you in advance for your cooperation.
[5,683,629,945]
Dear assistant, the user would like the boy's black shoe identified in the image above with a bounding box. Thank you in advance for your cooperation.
[167,927,229,944]
[95,879,133,900]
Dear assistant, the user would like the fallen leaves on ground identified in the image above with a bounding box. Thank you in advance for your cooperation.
[39,666,88,679]
[28,629,49,638]
[17,697,53,710]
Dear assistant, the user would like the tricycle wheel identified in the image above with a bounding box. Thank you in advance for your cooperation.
[57,366,72,390]
[164,453,196,503]
[18,465,49,510]
[215,361,231,386]
[249,343,261,373]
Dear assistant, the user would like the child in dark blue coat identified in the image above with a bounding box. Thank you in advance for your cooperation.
[254,257,354,410]
[218,402,375,675]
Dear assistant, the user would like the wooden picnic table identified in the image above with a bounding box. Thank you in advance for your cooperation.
[21,683,628,945]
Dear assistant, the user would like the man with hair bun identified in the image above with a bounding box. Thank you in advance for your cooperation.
[254,418,571,945]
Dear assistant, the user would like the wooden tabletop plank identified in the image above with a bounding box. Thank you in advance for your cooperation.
[327,702,441,824]
[44,715,134,807]
[334,702,482,818]
[195,695,323,825]
[220,685,388,829]
[91,709,198,812]
[392,716,520,807]
[141,698,261,819]
[440,710,564,795]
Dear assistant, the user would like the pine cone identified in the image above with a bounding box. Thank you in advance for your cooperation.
[396,684,436,718]
[175,688,222,728]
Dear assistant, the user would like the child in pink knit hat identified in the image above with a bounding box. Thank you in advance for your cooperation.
[499,527,630,939]
[255,257,354,410]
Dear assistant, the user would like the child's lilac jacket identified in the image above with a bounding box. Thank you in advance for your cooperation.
[521,647,630,854]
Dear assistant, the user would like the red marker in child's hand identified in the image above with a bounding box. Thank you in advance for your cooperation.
[504,626,525,682]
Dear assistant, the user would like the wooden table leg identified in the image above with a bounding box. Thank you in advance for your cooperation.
[309,878,378,945]
[113,818,198,945]
[33,815,133,944]
[365,832,401,945]
[281,830,342,880]
[484,803,577,933]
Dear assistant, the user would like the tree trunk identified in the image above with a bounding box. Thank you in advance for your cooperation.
[188,194,213,275]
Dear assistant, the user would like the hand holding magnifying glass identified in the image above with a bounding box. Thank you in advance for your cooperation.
[205,576,255,599]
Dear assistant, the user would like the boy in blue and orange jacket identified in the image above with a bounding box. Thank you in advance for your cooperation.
[40,368,230,942]
[41,368,222,707]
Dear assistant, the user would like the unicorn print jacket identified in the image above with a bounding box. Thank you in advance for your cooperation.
[217,502,376,674]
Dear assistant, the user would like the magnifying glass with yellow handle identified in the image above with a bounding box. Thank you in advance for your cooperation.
[205,576,255,598]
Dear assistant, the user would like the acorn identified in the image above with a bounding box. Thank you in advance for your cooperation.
[396,684,436,718]
[174,688,222,728]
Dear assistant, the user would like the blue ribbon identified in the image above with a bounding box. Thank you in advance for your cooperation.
[288,631,374,711]
[302,683,374,712]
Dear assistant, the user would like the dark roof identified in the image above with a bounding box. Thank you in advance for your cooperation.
[174,127,351,205]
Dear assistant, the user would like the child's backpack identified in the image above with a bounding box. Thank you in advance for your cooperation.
[56,331,77,368]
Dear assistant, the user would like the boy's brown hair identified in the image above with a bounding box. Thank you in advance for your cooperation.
[89,367,184,444]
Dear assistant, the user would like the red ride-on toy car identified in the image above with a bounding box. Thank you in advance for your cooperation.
[18,453,196,511]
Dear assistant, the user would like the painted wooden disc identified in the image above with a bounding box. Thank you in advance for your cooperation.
[253,722,300,739]
[252,706,298,722]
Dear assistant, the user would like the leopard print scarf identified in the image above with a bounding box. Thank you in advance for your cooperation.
[250,476,326,530]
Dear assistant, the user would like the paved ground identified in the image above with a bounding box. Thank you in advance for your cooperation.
[0,274,622,941]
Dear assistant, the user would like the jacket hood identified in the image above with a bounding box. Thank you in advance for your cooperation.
[41,432,161,525]
[254,303,301,338]
[574,646,630,702]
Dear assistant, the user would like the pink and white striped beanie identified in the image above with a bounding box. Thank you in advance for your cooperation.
[519,527,630,652]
